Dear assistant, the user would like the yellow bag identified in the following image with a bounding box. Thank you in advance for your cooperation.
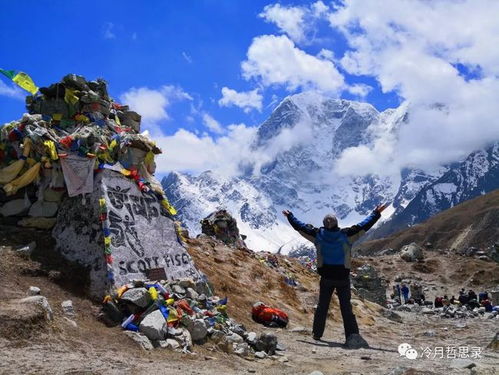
[0,138,32,184]
[43,140,59,160]
[3,162,41,195]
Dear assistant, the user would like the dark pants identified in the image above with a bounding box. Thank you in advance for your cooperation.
[313,277,359,339]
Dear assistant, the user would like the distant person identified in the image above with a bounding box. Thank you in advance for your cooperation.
[481,298,493,312]
[401,284,410,304]
[450,296,456,304]
[478,291,488,302]
[282,203,387,349]
[442,295,450,306]
[434,296,444,308]
[458,291,469,306]
[468,289,478,301]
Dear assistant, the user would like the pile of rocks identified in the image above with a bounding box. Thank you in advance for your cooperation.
[351,264,387,306]
[100,278,281,357]
[200,209,246,248]
[393,303,499,320]
[0,74,175,229]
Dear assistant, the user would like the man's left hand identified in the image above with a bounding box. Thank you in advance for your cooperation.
[375,203,388,213]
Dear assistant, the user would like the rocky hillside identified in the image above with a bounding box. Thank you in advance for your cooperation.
[357,188,499,254]
[367,142,499,240]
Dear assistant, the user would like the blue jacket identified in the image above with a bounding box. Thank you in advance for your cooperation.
[287,211,380,272]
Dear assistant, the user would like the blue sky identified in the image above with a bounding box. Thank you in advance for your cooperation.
[0,1,398,132]
[1,0,498,177]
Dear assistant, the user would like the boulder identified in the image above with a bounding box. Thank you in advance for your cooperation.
[351,264,387,306]
[254,333,277,355]
[27,286,41,296]
[186,318,208,341]
[186,287,199,300]
[139,310,167,340]
[121,288,150,308]
[400,243,424,262]
[20,296,53,320]
[28,200,59,217]
[124,331,153,350]
[61,300,75,316]
[0,199,31,217]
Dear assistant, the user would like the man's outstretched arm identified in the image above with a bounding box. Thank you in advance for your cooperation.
[343,204,388,242]
[282,210,318,241]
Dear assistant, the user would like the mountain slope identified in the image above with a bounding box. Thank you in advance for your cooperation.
[357,188,499,253]
[368,142,499,239]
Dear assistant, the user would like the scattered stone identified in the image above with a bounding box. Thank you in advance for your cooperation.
[234,343,250,357]
[186,287,199,300]
[246,332,257,345]
[63,317,78,328]
[61,300,75,316]
[124,331,154,350]
[164,339,180,349]
[309,371,324,375]
[172,285,186,295]
[421,307,435,315]
[254,333,278,355]
[486,331,499,351]
[450,358,476,369]
[121,288,150,308]
[278,356,289,363]
[290,326,308,333]
[382,309,403,323]
[20,296,53,320]
[209,329,225,344]
[177,328,193,350]
[16,241,36,257]
[226,332,244,345]
[400,243,424,262]
[423,330,436,337]
[254,351,267,359]
[27,286,41,296]
[139,310,167,340]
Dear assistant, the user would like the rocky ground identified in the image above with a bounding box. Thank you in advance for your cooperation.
[1,228,498,375]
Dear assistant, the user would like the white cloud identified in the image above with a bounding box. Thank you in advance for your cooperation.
[182,51,193,64]
[103,22,116,39]
[154,124,258,177]
[259,1,330,44]
[218,87,263,113]
[0,80,24,100]
[242,34,345,93]
[202,113,224,134]
[328,0,499,172]
[259,4,306,43]
[347,83,372,98]
[120,85,192,134]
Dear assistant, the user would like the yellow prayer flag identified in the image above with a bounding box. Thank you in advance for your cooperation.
[12,72,38,95]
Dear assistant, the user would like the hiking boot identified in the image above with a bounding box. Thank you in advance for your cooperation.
[344,333,369,349]
[313,335,322,341]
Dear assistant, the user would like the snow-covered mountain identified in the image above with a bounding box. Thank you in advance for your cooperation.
[367,141,499,240]
[162,92,444,253]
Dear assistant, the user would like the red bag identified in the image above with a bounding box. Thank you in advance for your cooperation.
[252,302,288,328]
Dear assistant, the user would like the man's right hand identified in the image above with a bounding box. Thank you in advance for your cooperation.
[282,210,291,217]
